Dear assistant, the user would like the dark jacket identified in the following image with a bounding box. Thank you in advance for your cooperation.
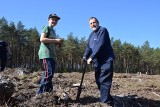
[83,26,115,63]
[0,40,8,57]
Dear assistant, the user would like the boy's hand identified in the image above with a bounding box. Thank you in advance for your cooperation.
[60,38,64,44]
[56,38,64,44]
[57,38,64,47]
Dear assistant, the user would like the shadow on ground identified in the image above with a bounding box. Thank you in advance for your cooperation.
[71,95,160,107]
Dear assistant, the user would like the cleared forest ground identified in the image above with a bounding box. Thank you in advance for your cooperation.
[0,68,160,107]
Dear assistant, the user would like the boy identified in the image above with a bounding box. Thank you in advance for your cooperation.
[37,13,64,94]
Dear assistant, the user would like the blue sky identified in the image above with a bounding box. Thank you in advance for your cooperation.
[0,0,160,48]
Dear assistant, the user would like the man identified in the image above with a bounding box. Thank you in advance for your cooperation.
[0,40,12,72]
[37,13,64,94]
[82,17,115,106]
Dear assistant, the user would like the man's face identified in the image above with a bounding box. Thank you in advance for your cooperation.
[48,17,59,27]
[89,18,99,31]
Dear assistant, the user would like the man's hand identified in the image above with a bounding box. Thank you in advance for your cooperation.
[81,57,87,64]
[87,57,92,64]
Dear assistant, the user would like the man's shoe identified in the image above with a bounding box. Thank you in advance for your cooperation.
[113,97,122,107]
[106,101,113,106]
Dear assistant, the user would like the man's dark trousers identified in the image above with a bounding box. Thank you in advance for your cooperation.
[94,59,113,104]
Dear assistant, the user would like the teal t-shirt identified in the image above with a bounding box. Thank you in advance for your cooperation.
[38,26,56,59]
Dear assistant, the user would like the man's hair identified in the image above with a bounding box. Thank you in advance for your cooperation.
[89,17,99,24]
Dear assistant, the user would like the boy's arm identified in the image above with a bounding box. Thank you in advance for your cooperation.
[40,33,63,44]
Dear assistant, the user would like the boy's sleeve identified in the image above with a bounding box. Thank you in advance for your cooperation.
[41,26,48,34]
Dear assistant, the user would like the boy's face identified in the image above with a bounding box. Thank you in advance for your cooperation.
[48,17,59,27]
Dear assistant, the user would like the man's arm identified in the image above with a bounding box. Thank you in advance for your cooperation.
[83,35,92,59]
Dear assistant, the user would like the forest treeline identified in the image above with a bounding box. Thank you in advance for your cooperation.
[0,17,160,74]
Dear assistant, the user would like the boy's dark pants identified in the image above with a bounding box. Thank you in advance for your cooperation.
[37,58,55,94]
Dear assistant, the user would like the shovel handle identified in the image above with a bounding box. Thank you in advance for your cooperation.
[76,63,87,101]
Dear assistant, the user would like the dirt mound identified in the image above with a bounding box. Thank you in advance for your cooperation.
[0,68,160,107]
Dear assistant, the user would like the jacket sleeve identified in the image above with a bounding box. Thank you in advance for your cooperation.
[90,28,109,60]
[83,35,92,59]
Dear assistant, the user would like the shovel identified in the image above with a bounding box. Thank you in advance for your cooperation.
[76,63,87,101]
